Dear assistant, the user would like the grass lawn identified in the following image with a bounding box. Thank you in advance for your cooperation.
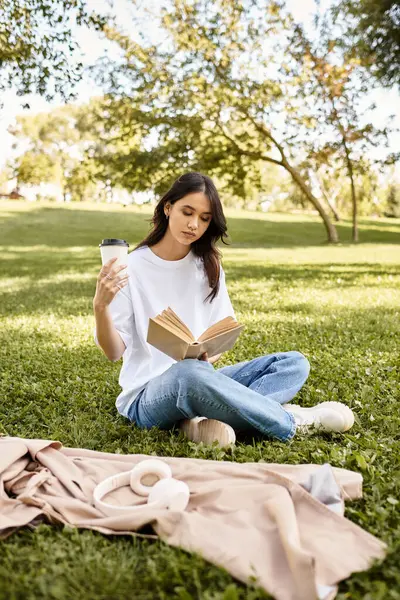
[0,200,399,600]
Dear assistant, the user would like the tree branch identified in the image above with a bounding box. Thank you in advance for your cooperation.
[210,121,283,167]
[238,108,287,160]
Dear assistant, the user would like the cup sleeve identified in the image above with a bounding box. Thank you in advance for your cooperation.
[93,285,135,352]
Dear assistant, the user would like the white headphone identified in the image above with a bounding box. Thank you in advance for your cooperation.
[93,459,190,516]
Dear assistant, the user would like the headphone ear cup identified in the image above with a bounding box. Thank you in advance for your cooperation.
[93,460,189,517]
[148,478,190,511]
[130,459,172,497]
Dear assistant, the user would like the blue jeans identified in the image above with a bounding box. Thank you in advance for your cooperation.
[127,352,310,442]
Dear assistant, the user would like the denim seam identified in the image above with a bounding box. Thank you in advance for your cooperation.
[183,391,239,417]
[238,354,288,380]
[285,410,297,441]
[134,394,166,428]
[183,392,294,443]
[136,386,295,443]
[252,380,265,394]
[238,368,265,380]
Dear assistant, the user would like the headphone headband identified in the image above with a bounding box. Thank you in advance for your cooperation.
[93,459,190,516]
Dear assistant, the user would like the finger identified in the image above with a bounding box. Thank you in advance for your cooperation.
[109,263,128,278]
[98,258,118,279]
[98,268,110,281]
[115,274,130,284]
[105,257,118,266]
[118,275,130,284]
[114,272,129,283]
[117,263,128,272]
[100,272,114,282]
[114,278,129,287]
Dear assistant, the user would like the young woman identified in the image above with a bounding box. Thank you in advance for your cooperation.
[93,172,354,447]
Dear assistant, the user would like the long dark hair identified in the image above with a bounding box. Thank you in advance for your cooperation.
[134,172,229,302]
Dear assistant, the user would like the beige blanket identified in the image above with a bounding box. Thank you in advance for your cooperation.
[0,436,386,600]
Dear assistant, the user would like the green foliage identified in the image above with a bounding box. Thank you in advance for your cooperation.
[286,16,396,240]
[0,200,399,599]
[332,0,400,88]
[91,0,342,240]
[10,105,101,199]
[385,184,400,218]
[0,0,107,101]
[84,0,395,241]
[65,159,99,202]
[8,1,396,242]
[0,165,13,191]
[15,150,57,185]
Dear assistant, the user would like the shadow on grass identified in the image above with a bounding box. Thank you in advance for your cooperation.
[0,248,99,279]
[0,318,398,448]
[0,205,399,249]
[227,217,400,247]
[225,262,400,285]
[1,259,399,318]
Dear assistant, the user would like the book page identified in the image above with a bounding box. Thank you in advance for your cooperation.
[198,316,239,342]
[158,313,187,338]
[185,325,244,359]
[164,307,194,340]
[152,315,190,342]
[147,318,190,361]
[158,306,194,341]
[151,307,194,344]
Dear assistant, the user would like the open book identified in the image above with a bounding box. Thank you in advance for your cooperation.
[147,307,244,361]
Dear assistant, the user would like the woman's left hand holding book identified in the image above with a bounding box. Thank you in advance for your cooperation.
[198,352,223,365]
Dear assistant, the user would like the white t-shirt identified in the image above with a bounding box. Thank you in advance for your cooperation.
[94,245,236,417]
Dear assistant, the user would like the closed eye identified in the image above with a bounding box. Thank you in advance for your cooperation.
[183,210,210,223]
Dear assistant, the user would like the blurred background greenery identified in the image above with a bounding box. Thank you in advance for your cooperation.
[1,0,400,245]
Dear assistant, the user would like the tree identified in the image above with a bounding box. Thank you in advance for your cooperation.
[286,16,397,241]
[91,0,340,242]
[14,150,57,186]
[72,96,148,194]
[0,0,107,102]
[0,163,14,191]
[9,105,94,199]
[65,159,98,202]
[331,0,400,88]
[385,183,400,217]
[308,165,341,222]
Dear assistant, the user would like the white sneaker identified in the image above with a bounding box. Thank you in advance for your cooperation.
[283,401,355,433]
[179,417,236,447]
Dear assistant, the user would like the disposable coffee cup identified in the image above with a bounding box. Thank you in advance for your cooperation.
[99,239,129,279]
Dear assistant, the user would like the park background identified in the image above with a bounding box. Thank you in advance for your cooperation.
[0,1,399,599]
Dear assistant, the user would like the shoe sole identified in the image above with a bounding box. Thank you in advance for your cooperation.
[317,401,354,430]
[285,401,355,432]
[180,418,236,447]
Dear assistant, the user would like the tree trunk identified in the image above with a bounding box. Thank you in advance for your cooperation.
[283,160,339,243]
[329,101,358,242]
[321,190,341,222]
[350,177,358,242]
[310,170,341,222]
[344,151,358,242]
[327,198,340,222]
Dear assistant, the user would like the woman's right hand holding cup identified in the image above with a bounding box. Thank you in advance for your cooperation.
[93,257,130,310]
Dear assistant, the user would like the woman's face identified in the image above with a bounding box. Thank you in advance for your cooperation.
[165,193,212,246]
